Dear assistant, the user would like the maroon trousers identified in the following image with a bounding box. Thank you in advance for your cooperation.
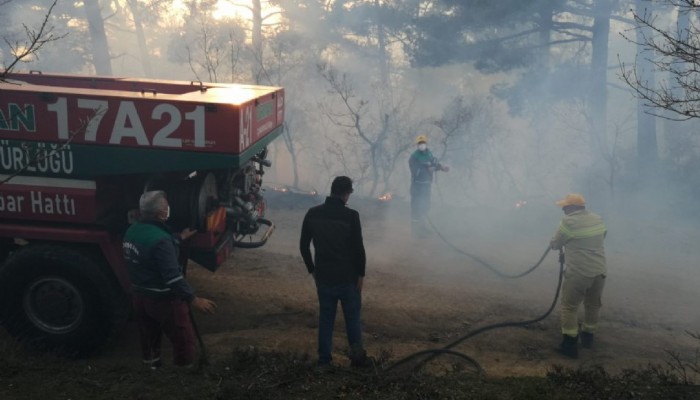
[133,294,196,366]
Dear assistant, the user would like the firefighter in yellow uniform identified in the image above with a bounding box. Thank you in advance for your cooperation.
[550,193,607,359]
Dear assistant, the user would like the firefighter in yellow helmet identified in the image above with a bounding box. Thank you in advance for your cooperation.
[408,135,449,237]
[550,193,607,359]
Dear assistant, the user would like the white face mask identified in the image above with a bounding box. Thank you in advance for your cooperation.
[164,205,170,220]
[418,143,427,151]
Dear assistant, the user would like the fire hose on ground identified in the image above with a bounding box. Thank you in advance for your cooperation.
[384,216,565,375]
[427,216,551,279]
[187,195,564,373]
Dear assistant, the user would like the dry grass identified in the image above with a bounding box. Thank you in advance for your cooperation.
[1,335,699,400]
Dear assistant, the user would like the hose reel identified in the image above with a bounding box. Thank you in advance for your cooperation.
[144,172,218,232]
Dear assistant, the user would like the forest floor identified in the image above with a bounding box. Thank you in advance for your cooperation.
[1,188,700,399]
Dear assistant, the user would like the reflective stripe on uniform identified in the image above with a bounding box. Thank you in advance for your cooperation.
[132,284,172,293]
[562,328,579,337]
[166,276,184,285]
[558,221,607,239]
[582,322,598,332]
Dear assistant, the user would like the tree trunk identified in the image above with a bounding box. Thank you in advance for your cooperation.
[84,0,112,75]
[282,122,299,187]
[660,3,690,168]
[589,0,611,156]
[538,3,553,68]
[251,0,263,84]
[635,0,658,179]
[533,3,555,161]
[375,0,389,84]
[127,0,153,77]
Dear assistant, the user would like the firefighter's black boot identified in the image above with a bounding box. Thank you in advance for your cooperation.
[556,334,579,359]
[580,331,594,349]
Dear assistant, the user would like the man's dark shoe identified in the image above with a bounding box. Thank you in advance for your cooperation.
[349,350,375,368]
[580,331,594,349]
[143,358,162,370]
[315,362,334,374]
[556,334,579,359]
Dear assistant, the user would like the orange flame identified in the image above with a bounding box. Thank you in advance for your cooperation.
[378,192,393,201]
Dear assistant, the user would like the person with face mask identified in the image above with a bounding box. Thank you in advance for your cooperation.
[408,135,449,236]
[123,190,216,369]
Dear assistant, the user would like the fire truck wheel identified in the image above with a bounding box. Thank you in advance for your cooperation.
[0,245,127,356]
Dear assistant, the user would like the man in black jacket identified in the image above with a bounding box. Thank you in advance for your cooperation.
[299,176,371,368]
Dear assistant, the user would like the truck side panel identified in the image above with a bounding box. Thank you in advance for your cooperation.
[0,89,283,154]
[0,126,281,178]
[0,176,97,223]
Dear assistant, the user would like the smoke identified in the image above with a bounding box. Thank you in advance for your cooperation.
[4,0,700,337]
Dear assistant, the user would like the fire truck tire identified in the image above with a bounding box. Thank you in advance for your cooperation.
[0,245,127,356]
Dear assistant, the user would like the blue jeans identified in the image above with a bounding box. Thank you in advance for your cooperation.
[315,281,363,365]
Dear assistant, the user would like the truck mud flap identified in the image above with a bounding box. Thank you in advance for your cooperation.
[189,231,234,272]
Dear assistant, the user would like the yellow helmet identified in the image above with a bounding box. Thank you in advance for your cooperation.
[415,135,428,144]
[555,193,586,208]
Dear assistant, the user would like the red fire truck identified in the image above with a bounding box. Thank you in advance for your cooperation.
[0,72,284,354]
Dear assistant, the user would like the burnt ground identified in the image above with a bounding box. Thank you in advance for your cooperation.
[1,190,700,399]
